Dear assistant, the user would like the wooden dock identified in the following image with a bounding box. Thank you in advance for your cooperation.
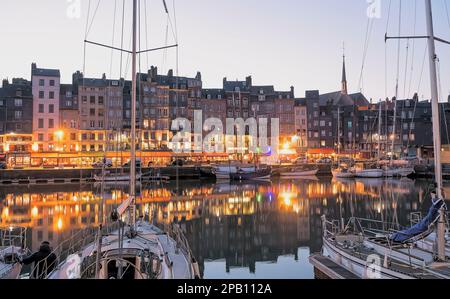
[309,254,361,279]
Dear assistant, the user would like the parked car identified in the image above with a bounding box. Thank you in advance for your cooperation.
[0,161,7,170]
[92,158,113,168]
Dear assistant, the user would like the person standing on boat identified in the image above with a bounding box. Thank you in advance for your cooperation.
[20,241,57,279]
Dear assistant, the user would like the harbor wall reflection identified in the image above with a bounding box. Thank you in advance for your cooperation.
[0,178,436,277]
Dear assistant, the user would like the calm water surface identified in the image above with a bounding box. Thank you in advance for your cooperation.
[0,178,441,278]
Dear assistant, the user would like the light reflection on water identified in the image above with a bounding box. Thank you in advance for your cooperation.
[0,178,439,278]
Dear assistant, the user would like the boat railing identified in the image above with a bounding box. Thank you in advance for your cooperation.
[163,222,198,278]
[30,222,120,279]
[0,226,27,249]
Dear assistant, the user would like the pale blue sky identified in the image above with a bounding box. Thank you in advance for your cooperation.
[1,0,449,101]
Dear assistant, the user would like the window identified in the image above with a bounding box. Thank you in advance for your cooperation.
[39,104,44,113]
[90,108,95,116]
[48,134,54,141]
[98,96,104,105]
[90,121,95,128]
[98,133,104,141]
[98,145,104,151]
[90,145,95,151]
[90,133,95,140]
[14,111,22,119]
[38,134,44,141]
[38,119,44,129]
[98,120,104,128]
[347,121,352,129]
[39,91,45,99]
[14,99,22,107]
[39,79,45,86]
[403,123,408,130]
[320,120,325,127]
[90,96,96,104]
[49,91,55,99]
[48,119,54,128]
[82,133,87,141]
[49,104,54,113]
[321,140,326,147]
[82,145,87,152]
[50,80,55,86]
[82,96,87,104]
[70,133,76,141]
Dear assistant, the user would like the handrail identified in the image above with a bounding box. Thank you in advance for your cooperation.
[29,222,120,279]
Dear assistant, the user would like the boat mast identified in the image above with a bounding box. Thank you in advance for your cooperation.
[424,0,445,261]
[378,100,382,162]
[129,0,138,232]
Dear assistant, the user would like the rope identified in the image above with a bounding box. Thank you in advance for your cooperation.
[144,0,150,69]
[390,0,402,162]
[437,59,450,145]
[86,0,102,37]
[384,0,393,99]
[407,0,418,98]
[109,0,118,79]
[358,17,375,93]
[119,0,126,80]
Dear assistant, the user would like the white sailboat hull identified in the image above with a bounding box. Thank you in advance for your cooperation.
[354,169,383,178]
[280,169,318,177]
[323,238,414,279]
[383,167,414,177]
[332,169,355,178]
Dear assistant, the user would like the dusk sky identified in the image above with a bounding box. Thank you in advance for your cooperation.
[1,0,449,102]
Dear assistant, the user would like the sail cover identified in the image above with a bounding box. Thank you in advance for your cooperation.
[390,198,446,243]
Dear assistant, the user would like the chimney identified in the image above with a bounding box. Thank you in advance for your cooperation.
[167,69,173,77]
[245,76,252,87]
[2,79,8,87]
[195,71,202,81]
[31,63,37,71]
[102,73,107,80]
[223,77,227,87]
[290,86,295,98]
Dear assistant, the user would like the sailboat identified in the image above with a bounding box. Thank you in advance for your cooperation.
[332,106,356,178]
[31,0,200,280]
[315,0,450,279]
[0,227,28,279]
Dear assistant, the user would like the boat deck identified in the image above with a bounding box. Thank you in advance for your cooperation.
[309,254,360,279]
[331,236,447,279]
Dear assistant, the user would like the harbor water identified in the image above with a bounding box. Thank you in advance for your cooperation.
[0,178,441,279]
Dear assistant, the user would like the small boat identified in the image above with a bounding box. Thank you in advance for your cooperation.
[332,167,355,178]
[230,167,272,181]
[212,165,256,180]
[280,167,318,178]
[382,165,415,177]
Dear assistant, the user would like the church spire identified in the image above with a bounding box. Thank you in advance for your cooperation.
[341,45,348,95]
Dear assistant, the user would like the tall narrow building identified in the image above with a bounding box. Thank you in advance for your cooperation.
[31,63,61,152]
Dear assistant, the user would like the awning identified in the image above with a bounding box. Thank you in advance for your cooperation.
[307,148,335,155]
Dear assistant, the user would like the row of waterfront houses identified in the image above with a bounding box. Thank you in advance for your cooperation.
[1,61,450,163]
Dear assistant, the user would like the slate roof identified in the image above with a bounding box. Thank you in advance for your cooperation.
[32,68,60,77]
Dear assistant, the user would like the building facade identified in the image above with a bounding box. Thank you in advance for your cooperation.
[31,63,61,152]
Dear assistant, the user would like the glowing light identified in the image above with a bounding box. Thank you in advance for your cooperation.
[31,206,38,218]
[283,142,290,150]
[256,194,262,202]
[55,130,64,141]
[57,218,63,230]
[32,143,39,152]
[280,192,295,206]
[4,144,10,153]
[2,207,9,217]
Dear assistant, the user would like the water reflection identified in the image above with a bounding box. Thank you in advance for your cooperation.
[0,178,439,278]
